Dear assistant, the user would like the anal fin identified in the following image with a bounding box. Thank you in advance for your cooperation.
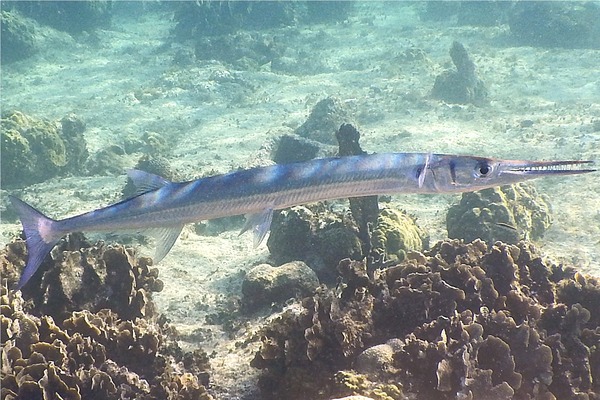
[147,225,184,263]
[239,208,274,248]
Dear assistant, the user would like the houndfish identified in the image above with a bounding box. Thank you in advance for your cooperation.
[9,152,595,289]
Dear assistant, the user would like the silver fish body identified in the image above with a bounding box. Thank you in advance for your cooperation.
[9,152,595,289]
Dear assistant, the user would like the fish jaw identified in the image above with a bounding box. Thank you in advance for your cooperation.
[498,159,596,176]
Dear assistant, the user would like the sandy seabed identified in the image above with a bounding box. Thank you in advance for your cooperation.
[1,3,599,398]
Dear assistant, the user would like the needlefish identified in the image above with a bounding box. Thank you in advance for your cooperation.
[9,152,595,289]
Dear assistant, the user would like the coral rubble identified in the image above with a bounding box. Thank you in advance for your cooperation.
[252,240,600,400]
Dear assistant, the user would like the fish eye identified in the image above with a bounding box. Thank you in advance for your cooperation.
[475,162,492,177]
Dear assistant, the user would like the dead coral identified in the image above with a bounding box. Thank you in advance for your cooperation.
[253,239,600,400]
[1,237,212,400]
[2,233,163,323]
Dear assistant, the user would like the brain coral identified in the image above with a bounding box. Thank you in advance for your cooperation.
[370,207,428,267]
[446,183,552,245]
[252,240,600,400]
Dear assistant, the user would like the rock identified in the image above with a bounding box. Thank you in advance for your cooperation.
[0,111,88,187]
[354,339,403,378]
[0,10,37,64]
[295,97,356,145]
[431,41,489,106]
[272,133,334,164]
[242,261,319,311]
[509,2,600,49]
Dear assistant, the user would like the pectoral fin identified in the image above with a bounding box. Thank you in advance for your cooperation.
[239,208,274,248]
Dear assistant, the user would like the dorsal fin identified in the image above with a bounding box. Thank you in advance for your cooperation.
[126,169,171,195]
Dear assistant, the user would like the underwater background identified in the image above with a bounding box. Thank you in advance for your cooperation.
[1,2,599,399]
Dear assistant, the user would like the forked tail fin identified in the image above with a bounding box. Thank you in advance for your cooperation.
[9,196,62,290]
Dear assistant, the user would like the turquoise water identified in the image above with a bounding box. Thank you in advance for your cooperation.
[1,2,599,399]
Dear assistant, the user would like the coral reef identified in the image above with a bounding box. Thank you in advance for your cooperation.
[1,288,211,400]
[295,97,356,145]
[420,2,510,27]
[0,235,212,400]
[267,202,426,283]
[241,261,320,312]
[252,240,600,400]
[431,41,489,106]
[171,2,352,72]
[172,2,352,38]
[1,111,88,187]
[10,1,113,35]
[267,204,362,283]
[2,234,163,323]
[508,2,600,49]
[194,32,285,70]
[272,133,334,165]
[0,10,37,64]
[446,183,551,245]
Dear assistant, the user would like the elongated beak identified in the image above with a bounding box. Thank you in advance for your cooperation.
[501,160,596,176]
